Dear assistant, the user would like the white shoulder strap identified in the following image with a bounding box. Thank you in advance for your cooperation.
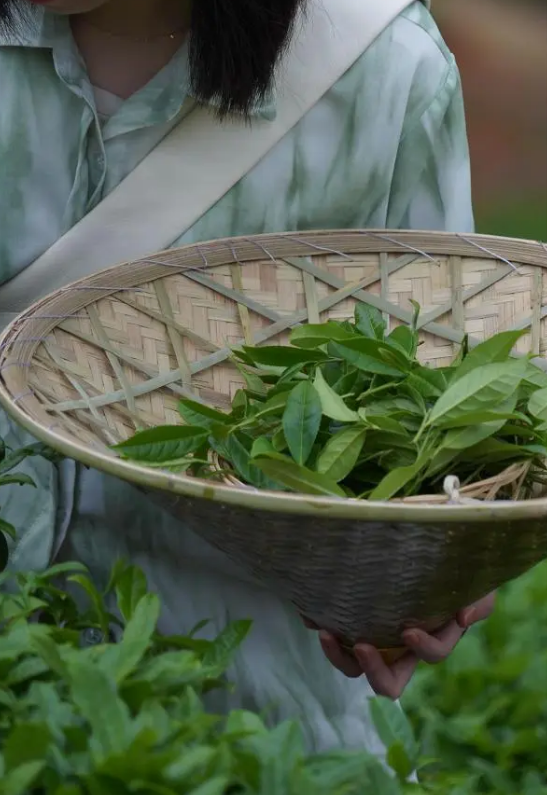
[0,0,414,317]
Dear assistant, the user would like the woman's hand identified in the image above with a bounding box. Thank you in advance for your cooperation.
[303,592,496,699]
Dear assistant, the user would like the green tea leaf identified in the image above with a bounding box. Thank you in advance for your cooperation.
[406,371,445,399]
[114,564,149,623]
[364,430,416,454]
[426,359,527,429]
[400,381,427,414]
[6,657,50,687]
[409,299,421,331]
[274,361,309,388]
[0,761,45,795]
[316,427,367,482]
[113,426,208,462]
[523,364,547,390]
[313,369,359,423]
[387,324,418,357]
[243,390,288,422]
[225,709,268,737]
[362,397,423,418]
[178,398,232,428]
[453,329,528,381]
[216,432,279,490]
[254,455,345,497]
[452,333,470,368]
[67,659,134,762]
[32,561,89,580]
[68,573,111,633]
[436,409,521,429]
[354,303,386,339]
[250,436,276,457]
[231,388,248,417]
[242,345,328,367]
[367,463,420,500]
[136,456,200,471]
[165,746,217,782]
[369,697,418,765]
[203,620,252,670]
[335,336,410,369]
[105,594,160,682]
[186,778,231,795]
[4,723,51,771]
[443,420,508,451]
[423,446,459,479]
[386,741,415,781]
[234,363,268,397]
[331,369,363,397]
[359,409,409,436]
[0,449,42,475]
[528,388,547,422]
[290,322,355,348]
[282,382,322,466]
[320,360,346,387]
[271,427,288,452]
[465,438,545,463]
[0,473,36,488]
[330,344,403,378]
[368,444,433,501]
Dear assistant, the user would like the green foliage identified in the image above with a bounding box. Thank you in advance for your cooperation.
[0,442,61,570]
[0,560,423,795]
[403,562,547,794]
[114,308,547,501]
[476,197,547,244]
[0,435,546,793]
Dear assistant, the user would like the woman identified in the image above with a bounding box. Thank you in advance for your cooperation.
[0,0,494,758]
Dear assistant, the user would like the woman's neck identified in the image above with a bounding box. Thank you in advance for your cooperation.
[81,0,192,40]
[71,0,192,100]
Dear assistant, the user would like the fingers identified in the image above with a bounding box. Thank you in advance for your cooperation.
[318,631,363,678]
[318,632,419,699]
[354,644,418,699]
[303,592,497,696]
[302,618,362,676]
[457,591,496,629]
[402,621,464,664]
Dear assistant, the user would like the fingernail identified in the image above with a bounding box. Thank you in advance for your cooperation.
[405,630,420,645]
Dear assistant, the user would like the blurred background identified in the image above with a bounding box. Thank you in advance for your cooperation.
[402,4,547,792]
[435,0,547,241]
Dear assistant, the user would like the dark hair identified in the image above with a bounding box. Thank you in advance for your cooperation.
[0,0,305,117]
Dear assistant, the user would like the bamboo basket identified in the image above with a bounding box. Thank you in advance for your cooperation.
[1,230,547,655]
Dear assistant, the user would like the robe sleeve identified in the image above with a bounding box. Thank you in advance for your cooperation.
[387,59,475,234]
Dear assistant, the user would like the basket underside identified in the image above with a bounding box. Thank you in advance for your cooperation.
[145,486,547,647]
[1,230,547,646]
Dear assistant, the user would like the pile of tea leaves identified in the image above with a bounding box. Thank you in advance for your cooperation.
[114,304,547,501]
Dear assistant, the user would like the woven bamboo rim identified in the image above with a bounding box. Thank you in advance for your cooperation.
[1,229,547,523]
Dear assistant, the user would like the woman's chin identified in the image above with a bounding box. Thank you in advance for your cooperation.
[27,0,106,14]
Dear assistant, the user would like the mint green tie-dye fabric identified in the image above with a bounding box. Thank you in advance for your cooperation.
[0,1,473,756]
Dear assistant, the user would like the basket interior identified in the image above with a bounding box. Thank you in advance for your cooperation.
[1,231,546,455]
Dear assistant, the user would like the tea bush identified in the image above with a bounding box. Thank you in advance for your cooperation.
[0,559,426,795]
[404,561,547,794]
[1,439,546,794]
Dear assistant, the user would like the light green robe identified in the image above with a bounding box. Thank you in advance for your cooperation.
[0,1,473,756]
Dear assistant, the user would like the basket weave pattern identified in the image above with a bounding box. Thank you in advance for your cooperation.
[4,231,546,448]
[144,488,546,647]
[1,231,547,646]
